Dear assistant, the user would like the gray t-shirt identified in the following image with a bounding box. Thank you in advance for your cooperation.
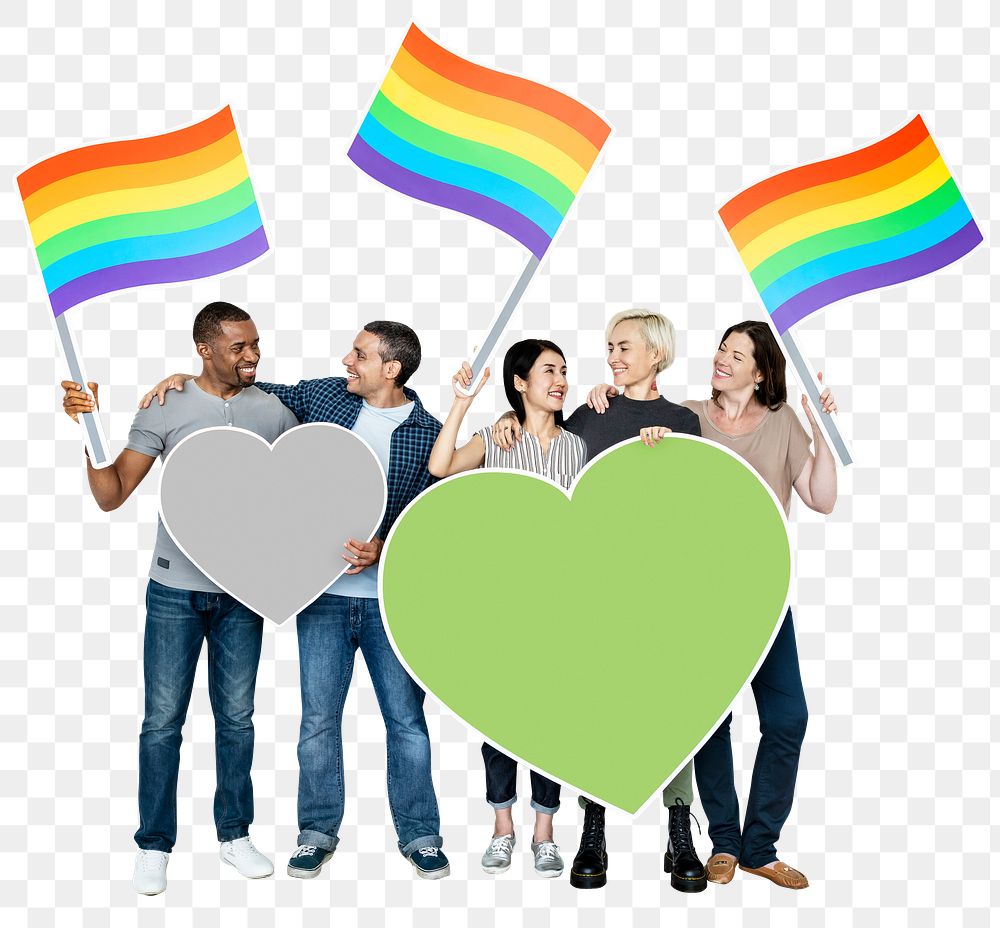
[125,380,299,593]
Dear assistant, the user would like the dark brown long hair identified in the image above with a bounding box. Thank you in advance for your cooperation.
[710,321,786,411]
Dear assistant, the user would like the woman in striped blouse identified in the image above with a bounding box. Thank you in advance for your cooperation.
[428,338,587,879]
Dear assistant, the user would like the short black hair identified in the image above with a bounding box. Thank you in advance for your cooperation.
[192,302,251,346]
[363,320,421,387]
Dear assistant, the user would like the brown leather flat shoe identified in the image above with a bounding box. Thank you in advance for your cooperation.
[705,854,737,884]
[739,861,809,889]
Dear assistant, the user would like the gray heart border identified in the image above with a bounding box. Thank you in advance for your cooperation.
[159,422,388,625]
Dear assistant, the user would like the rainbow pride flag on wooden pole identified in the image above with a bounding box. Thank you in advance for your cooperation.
[719,115,982,466]
[17,106,269,467]
[348,24,611,384]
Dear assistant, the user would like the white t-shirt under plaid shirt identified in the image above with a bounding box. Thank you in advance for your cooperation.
[475,426,587,490]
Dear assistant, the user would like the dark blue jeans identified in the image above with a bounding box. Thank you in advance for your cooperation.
[694,609,808,869]
[295,594,442,857]
[482,742,561,814]
[135,579,264,852]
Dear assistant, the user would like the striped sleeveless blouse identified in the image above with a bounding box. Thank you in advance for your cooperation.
[475,426,587,490]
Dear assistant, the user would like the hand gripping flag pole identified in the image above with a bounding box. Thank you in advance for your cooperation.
[347,23,612,387]
[51,313,110,466]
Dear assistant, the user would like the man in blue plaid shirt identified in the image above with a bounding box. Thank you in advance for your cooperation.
[261,321,449,881]
[144,320,448,881]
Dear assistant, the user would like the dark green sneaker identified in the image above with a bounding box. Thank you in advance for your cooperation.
[286,844,335,879]
[407,846,450,879]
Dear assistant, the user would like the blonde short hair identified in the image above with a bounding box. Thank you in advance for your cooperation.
[605,310,676,374]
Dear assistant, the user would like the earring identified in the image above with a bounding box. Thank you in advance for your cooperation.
[754,383,760,392]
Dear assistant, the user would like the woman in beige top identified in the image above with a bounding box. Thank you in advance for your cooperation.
[588,319,837,890]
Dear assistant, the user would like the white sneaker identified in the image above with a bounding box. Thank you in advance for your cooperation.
[220,836,274,879]
[481,833,515,873]
[133,849,169,895]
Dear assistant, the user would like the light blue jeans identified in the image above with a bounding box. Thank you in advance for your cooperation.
[136,579,263,852]
[295,594,442,856]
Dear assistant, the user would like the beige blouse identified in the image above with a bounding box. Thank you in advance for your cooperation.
[681,399,811,515]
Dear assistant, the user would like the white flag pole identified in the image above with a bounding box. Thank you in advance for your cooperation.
[777,324,853,467]
[462,255,542,392]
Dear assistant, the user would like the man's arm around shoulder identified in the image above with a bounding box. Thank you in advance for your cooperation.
[254,376,349,423]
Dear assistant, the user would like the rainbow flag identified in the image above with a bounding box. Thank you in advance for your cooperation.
[720,116,982,333]
[347,24,611,259]
[17,106,268,317]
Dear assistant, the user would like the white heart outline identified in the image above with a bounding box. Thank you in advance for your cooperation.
[159,421,388,625]
[378,433,793,816]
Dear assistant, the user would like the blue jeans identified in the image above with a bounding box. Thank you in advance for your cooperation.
[482,743,561,814]
[135,579,264,852]
[295,594,442,856]
[693,609,808,869]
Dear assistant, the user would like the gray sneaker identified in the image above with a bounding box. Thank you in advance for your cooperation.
[481,833,515,873]
[531,840,564,878]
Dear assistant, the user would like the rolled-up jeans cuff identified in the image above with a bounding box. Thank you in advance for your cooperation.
[135,840,171,853]
[296,829,339,853]
[530,799,560,815]
[400,834,444,857]
[487,795,517,811]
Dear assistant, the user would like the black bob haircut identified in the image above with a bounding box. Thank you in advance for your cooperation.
[503,339,567,426]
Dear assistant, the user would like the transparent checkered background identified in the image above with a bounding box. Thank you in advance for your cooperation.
[0,1,996,925]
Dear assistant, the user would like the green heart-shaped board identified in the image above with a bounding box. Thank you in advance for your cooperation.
[380,436,791,813]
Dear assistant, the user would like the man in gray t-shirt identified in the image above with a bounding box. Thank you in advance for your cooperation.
[125,376,296,592]
[60,302,296,896]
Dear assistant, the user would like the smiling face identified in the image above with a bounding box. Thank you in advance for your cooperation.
[607,319,659,390]
[200,319,260,389]
[342,329,394,398]
[513,349,569,415]
[711,330,762,395]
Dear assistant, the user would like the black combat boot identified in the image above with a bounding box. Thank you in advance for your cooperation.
[569,800,608,889]
[663,798,707,892]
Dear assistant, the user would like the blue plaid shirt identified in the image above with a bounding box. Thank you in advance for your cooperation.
[255,377,442,540]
